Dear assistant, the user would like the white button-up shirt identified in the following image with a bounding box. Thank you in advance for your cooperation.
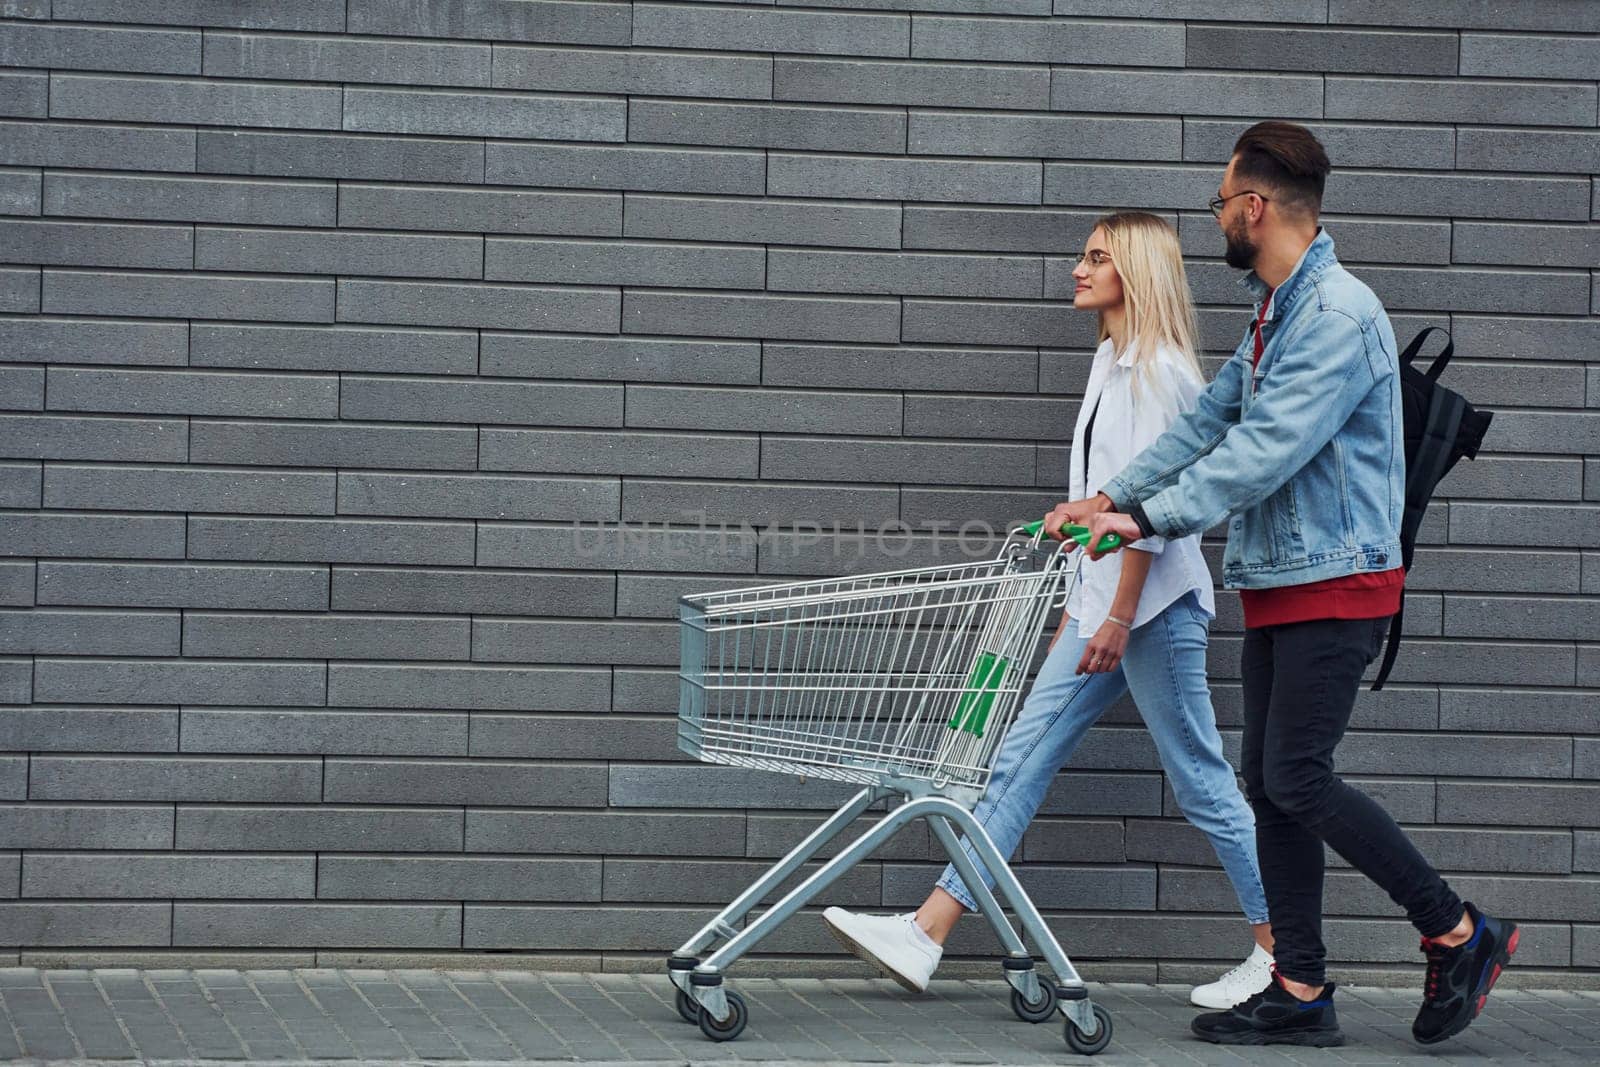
[1063,339,1217,637]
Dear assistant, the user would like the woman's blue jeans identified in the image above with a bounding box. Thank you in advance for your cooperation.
[936,590,1269,926]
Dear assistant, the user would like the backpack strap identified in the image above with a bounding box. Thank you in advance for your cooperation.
[1372,602,1404,691]
[1424,338,1456,382]
[1398,326,1444,366]
[1399,326,1455,381]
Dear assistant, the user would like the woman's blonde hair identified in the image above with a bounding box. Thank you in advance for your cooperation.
[1089,211,1205,394]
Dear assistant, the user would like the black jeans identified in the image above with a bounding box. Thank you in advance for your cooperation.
[1241,616,1463,986]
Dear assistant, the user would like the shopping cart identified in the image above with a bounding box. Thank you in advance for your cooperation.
[666,521,1118,1055]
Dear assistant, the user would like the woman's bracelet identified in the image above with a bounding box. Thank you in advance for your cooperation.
[1106,613,1133,629]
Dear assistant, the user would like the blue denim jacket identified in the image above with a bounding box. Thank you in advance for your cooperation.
[1102,230,1403,589]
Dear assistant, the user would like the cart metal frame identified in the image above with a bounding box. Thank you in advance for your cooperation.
[666,525,1112,1053]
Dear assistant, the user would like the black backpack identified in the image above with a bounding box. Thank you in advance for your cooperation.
[1371,327,1494,690]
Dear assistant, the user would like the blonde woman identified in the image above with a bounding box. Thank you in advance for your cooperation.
[823,213,1273,1010]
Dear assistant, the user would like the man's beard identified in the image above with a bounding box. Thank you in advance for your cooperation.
[1223,218,1258,270]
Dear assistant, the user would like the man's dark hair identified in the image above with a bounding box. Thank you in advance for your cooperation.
[1231,121,1329,217]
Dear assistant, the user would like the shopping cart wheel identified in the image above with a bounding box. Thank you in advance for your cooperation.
[697,989,748,1042]
[1009,981,1058,1023]
[674,988,699,1024]
[1063,1004,1112,1055]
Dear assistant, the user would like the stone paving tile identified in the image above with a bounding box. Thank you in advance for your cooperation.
[0,968,1595,1064]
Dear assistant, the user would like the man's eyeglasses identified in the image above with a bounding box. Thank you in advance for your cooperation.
[1208,190,1271,217]
[1074,250,1113,269]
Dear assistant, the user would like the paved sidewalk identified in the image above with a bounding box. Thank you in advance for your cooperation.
[0,968,1595,1066]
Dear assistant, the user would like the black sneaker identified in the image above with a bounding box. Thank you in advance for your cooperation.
[1191,971,1344,1047]
[1413,902,1520,1045]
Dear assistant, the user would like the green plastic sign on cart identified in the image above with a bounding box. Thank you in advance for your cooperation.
[949,651,1007,737]
[946,523,1123,739]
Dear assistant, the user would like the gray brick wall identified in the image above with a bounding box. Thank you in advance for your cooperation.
[0,2,1595,986]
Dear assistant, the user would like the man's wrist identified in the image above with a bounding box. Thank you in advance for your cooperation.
[1125,502,1158,540]
[1095,491,1118,513]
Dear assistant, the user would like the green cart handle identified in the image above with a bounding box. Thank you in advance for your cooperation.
[1022,519,1122,554]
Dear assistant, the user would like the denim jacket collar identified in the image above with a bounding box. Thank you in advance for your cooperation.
[1240,228,1334,321]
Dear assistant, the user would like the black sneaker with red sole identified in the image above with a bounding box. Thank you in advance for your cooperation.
[1413,901,1520,1045]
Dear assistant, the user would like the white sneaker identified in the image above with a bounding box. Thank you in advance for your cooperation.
[1190,943,1275,1009]
[822,907,942,993]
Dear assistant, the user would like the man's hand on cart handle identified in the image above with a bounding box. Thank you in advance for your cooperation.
[1085,512,1140,560]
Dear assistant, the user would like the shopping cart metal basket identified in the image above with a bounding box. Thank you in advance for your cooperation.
[665,521,1117,1055]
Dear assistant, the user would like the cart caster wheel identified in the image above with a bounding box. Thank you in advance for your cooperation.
[674,987,699,1024]
[1063,1004,1112,1055]
[697,990,748,1042]
[1010,981,1058,1023]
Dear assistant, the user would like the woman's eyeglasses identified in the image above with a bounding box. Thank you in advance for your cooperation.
[1074,250,1113,270]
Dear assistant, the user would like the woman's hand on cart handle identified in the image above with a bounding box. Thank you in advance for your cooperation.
[1042,495,1110,535]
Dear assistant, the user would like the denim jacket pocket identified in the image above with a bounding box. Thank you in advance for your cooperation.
[1264,482,1304,560]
